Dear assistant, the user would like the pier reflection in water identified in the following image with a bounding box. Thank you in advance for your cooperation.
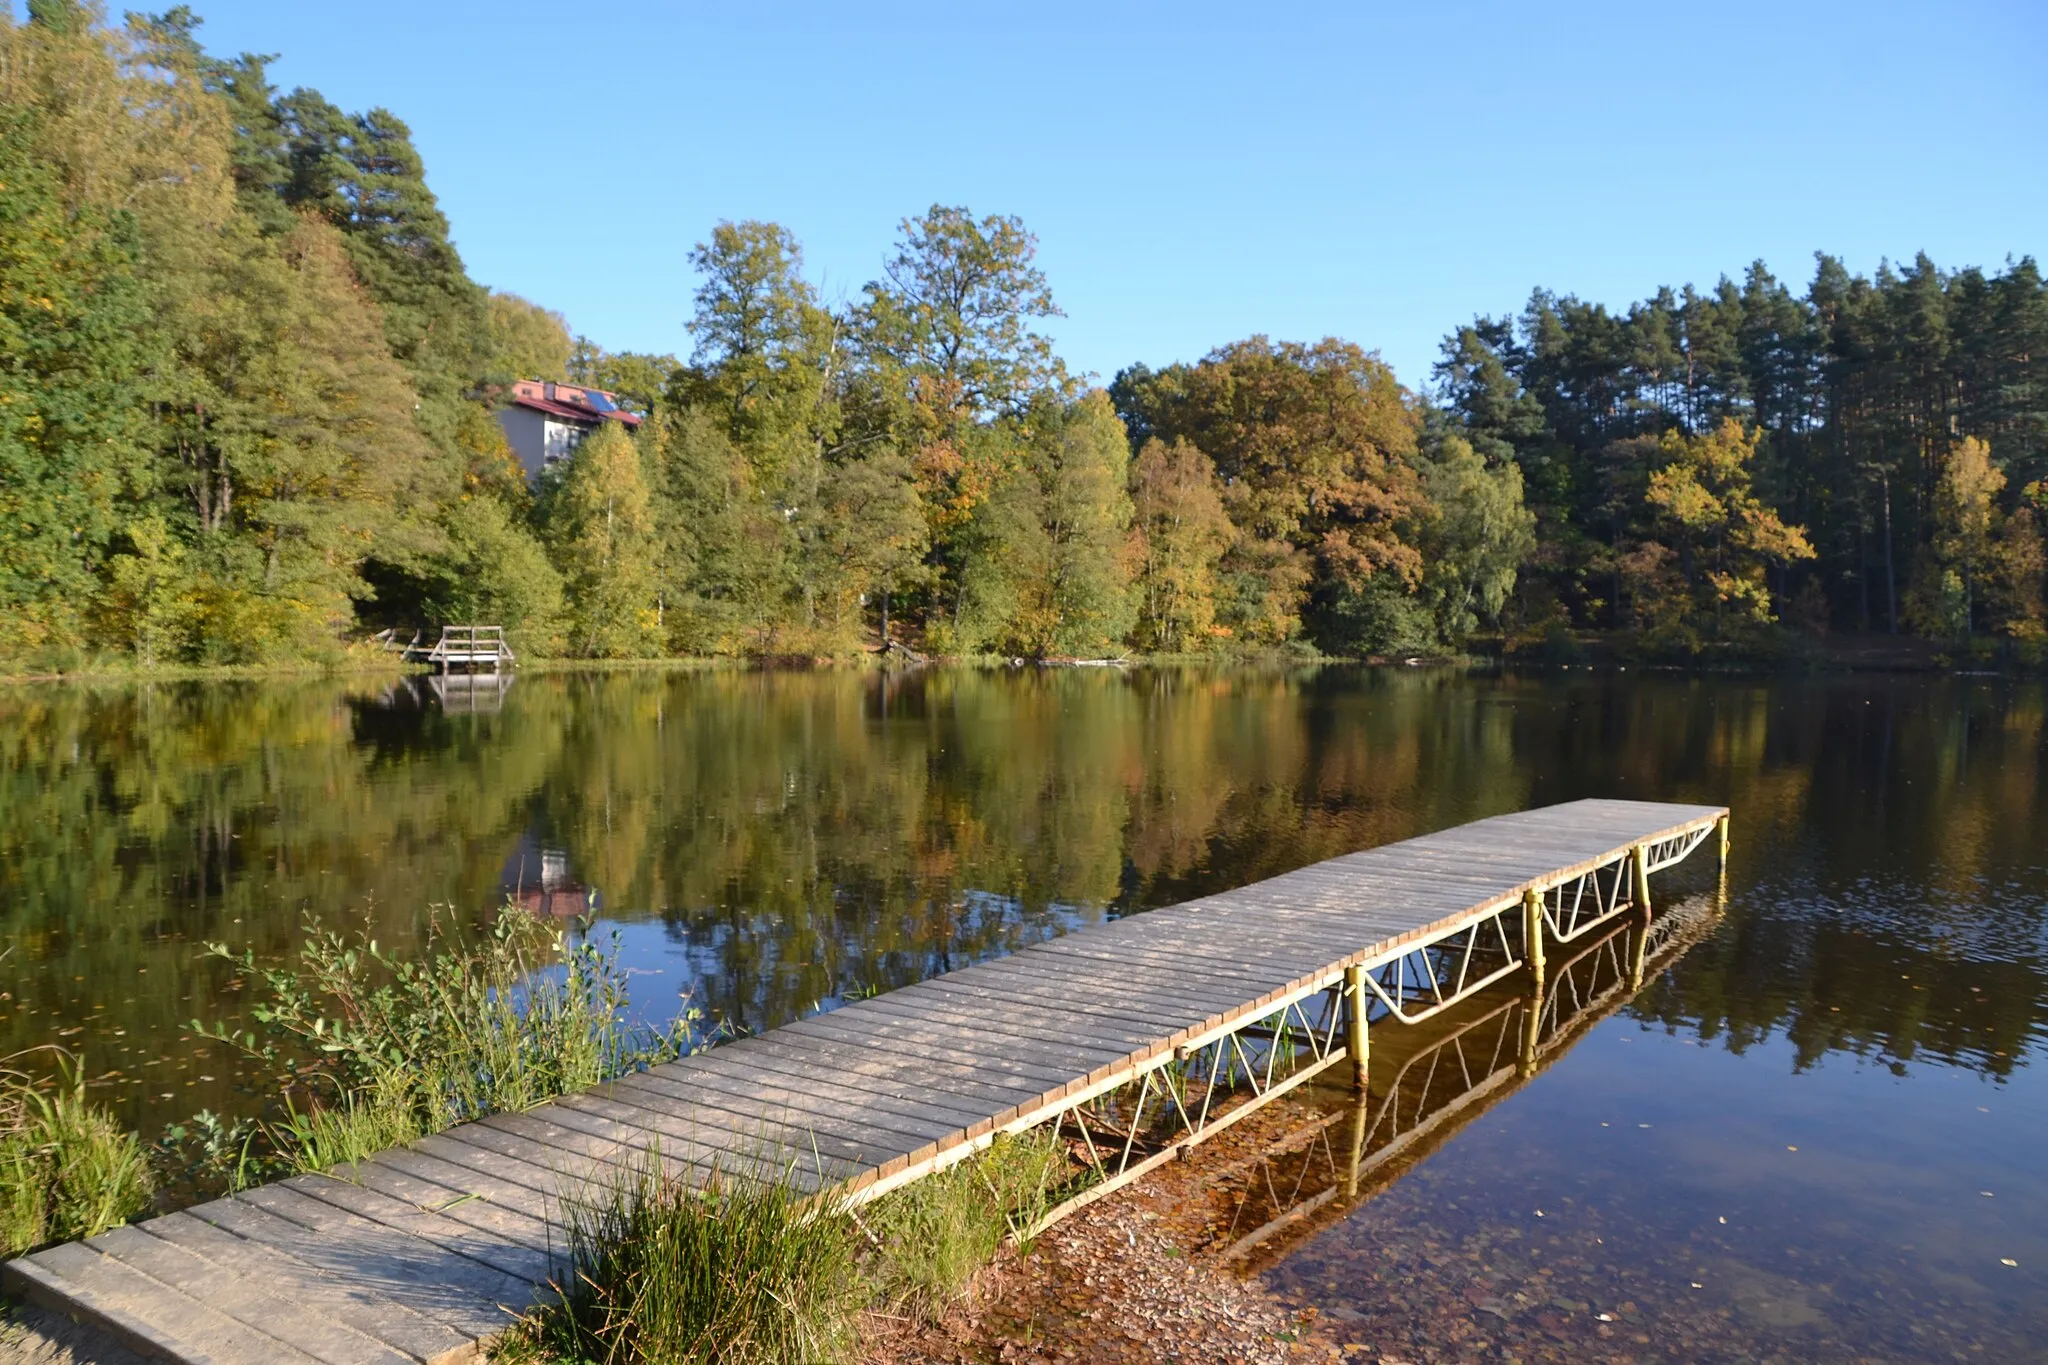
[1195,893,1721,1273]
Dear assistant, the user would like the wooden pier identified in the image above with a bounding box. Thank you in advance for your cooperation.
[376,625,515,675]
[2,798,1727,1365]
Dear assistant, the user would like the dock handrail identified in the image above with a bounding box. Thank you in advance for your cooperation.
[381,623,516,672]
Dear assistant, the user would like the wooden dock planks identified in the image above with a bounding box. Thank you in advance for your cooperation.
[1,798,1725,1365]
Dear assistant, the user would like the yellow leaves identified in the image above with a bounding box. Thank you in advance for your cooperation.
[1935,437,2004,560]
[1646,465,1724,530]
[1707,570,1775,623]
[1735,514,1816,565]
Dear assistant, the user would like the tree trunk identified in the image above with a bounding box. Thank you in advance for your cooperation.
[1880,472,1898,634]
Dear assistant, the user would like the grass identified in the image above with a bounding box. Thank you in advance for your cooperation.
[196,905,704,1176]
[498,1150,861,1365]
[1,1052,154,1257]
[498,1130,1080,1363]
[855,1131,1070,1318]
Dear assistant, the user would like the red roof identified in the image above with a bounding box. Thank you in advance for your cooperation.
[506,379,644,428]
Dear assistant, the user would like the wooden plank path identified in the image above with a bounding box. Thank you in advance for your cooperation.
[2,798,1726,1364]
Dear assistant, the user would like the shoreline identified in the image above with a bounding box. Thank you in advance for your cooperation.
[2,640,2040,689]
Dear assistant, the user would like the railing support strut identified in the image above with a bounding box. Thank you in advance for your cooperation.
[1522,887,1546,989]
[1344,963,1368,1092]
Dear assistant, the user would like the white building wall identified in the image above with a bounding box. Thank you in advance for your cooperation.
[496,405,597,481]
[496,405,551,479]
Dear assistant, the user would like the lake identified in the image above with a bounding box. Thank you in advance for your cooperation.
[2,665,2043,1359]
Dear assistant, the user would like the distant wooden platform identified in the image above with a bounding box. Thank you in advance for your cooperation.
[374,625,515,675]
[2,799,1726,1365]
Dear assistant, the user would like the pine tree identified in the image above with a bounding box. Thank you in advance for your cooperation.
[276,92,490,454]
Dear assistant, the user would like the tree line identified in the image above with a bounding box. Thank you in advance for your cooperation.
[3,4,2041,668]
[1438,257,2048,647]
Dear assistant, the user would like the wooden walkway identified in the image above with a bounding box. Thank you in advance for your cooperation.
[2,798,1726,1365]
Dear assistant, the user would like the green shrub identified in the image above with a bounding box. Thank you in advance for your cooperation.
[2,1054,154,1256]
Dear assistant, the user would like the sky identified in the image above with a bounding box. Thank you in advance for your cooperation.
[118,0,2048,392]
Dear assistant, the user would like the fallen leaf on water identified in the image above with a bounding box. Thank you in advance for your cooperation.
[2001,1258,2018,1267]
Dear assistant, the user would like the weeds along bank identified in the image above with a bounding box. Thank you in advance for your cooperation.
[1,910,1088,1364]
[496,1134,1074,1365]
[1,909,697,1258]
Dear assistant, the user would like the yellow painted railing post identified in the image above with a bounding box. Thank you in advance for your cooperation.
[1344,964,1369,1091]
[1633,843,1653,920]
[1344,1086,1369,1199]
[1522,888,1546,989]
[1520,980,1543,1078]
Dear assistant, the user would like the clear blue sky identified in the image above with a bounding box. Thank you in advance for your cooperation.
[133,0,2048,391]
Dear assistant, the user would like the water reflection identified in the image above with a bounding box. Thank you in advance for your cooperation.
[0,669,2043,1136]
[1199,893,1723,1273]
[499,836,592,920]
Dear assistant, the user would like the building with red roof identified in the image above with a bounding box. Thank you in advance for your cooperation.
[496,379,645,479]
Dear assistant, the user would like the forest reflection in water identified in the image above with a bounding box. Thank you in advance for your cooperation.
[0,664,2043,1150]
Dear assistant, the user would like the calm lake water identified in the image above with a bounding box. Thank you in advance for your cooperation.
[3,665,2044,1358]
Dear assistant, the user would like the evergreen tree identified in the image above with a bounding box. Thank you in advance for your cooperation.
[641,405,786,655]
[273,91,490,454]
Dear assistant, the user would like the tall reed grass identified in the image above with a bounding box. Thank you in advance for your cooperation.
[498,1129,1079,1363]
[500,1150,859,1365]
[1,1053,154,1256]
[196,906,703,1175]
[856,1131,1070,1316]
